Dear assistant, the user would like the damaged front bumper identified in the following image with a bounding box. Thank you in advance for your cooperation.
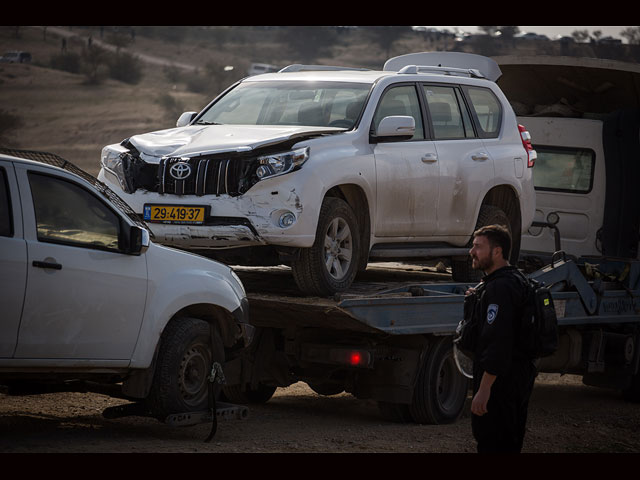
[97,168,317,250]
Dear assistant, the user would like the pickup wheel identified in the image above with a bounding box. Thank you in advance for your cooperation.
[292,197,360,296]
[409,336,469,424]
[451,204,512,282]
[146,317,224,420]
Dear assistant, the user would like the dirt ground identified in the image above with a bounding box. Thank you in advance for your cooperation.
[1,373,639,454]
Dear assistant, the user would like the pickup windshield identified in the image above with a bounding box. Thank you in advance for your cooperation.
[196,81,371,129]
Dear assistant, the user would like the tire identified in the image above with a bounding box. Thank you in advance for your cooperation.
[451,204,513,282]
[222,383,277,404]
[408,336,470,424]
[292,197,360,296]
[146,317,224,420]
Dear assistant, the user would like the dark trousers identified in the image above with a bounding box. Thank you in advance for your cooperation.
[471,361,537,453]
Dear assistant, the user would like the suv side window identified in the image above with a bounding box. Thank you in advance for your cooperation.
[423,85,474,139]
[0,168,13,237]
[373,84,424,140]
[462,86,502,138]
[28,172,122,251]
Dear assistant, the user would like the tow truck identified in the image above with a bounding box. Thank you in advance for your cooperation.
[221,250,640,424]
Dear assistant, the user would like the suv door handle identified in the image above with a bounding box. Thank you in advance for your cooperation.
[472,153,489,161]
[33,260,62,270]
[421,153,438,163]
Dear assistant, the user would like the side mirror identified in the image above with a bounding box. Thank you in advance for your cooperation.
[127,226,150,255]
[372,115,415,142]
[176,111,198,127]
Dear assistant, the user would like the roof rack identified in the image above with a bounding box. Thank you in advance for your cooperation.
[278,64,371,73]
[397,65,485,78]
[0,147,151,233]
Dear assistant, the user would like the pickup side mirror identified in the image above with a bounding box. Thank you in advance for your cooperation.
[126,225,150,255]
[176,111,198,127]
[371,115,416,142]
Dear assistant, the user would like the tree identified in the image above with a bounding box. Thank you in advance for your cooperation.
[621,27,640,44]
[363,26,412,58]
[572,30,590,42]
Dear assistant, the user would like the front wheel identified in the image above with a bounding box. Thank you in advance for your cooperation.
[145,317,224,420]
[292,197,360,296]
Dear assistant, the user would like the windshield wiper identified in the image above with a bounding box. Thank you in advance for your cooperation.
[196,121,222,125]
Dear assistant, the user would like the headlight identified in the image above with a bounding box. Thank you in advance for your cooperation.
[255,147,309,181]
[101,146,128,191]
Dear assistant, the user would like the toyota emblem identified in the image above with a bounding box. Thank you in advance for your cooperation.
[169,162,192,180]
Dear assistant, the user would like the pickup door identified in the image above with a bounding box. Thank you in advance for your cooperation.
[0,162,27,357]
[12,163,148,361]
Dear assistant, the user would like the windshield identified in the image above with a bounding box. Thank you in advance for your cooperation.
[196,81,371,129]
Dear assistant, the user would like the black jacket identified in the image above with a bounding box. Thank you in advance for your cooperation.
[473,266,529,377]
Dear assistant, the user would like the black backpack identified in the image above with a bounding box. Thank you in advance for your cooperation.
[514,271,559,359]
[454,270,559,360]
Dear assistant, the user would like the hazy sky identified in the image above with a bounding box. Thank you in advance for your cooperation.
[423,26,634,42]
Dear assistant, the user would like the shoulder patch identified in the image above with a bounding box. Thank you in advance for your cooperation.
[487,304,499,324]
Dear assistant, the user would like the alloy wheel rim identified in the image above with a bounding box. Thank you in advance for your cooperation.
[323,217,353,280]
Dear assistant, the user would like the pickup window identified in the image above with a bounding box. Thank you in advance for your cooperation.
[532,146,595,193]
[0,168,12,236]
[28,172,121,251]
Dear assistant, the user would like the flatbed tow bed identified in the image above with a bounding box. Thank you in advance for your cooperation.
[228,257,640,425]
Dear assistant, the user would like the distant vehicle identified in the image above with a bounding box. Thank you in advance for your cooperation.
[0,51,31,63]
[598,36,622,45]
[516,33,550,41]
[0,149,252,422]
[247,63,280,76]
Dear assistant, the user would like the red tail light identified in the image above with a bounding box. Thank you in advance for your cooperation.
[518,124,537,167]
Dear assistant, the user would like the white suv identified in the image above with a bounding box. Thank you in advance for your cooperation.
[99,52,536,295]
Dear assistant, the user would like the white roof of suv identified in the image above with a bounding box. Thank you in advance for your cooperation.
[245,52,502,84]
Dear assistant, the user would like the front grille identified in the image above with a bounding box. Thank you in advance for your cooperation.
[159,156,243,196]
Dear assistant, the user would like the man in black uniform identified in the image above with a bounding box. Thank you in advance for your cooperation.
[466,224,537,453]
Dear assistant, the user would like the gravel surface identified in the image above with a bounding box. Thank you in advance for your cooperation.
[2,373,639,453]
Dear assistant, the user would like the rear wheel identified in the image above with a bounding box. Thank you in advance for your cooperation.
[409,336,470,424]
[146,318,224,420]
[292,197,360,296]
[451,204,513,282]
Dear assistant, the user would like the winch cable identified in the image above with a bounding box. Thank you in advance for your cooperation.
[205,324,224,443]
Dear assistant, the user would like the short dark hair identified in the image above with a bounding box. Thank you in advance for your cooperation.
[474,224,512,260]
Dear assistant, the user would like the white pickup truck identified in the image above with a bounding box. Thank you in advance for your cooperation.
[0,149,252,421]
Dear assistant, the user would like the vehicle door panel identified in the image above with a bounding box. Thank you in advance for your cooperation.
[0,162,27,358]
[372,84,439,237]
[423,84,495,235]
[13,165,148,360]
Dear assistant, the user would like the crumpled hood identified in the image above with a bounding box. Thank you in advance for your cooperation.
[127,124,342,160]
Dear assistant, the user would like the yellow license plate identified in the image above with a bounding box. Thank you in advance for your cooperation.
[143,205,206,224]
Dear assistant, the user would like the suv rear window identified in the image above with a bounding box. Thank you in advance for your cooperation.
[463,86,502,137]
[532,146,595,193]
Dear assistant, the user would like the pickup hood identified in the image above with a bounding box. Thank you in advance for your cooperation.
[127,124,342,160]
